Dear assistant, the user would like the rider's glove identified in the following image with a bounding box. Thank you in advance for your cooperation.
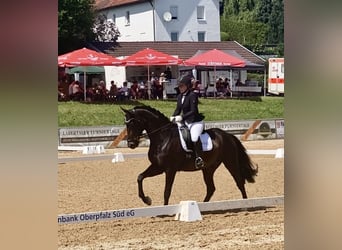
[174,115,183,122]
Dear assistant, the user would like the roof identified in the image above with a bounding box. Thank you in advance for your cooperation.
[95,0,148,10]
[89,41,266,68]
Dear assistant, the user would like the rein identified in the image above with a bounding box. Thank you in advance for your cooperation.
[140,122,173,138]
[125,118,173,140]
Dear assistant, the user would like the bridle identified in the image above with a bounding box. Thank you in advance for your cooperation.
[124,117,173,141]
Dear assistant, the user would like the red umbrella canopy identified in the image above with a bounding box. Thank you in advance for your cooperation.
[122,48,182,65]
[58,47,123,66]
[184,49,246,67]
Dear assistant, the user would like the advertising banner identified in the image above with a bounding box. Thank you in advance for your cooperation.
[58,119,284,148]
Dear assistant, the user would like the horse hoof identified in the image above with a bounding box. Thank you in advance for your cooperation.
[144,196,152,206]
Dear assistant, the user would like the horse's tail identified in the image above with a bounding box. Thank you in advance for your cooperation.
[231,134,258,183]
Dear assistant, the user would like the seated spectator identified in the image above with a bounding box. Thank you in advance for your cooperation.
[70,81,84,101]
[216,78,226,97]
[235,78,243,86]
[150,72,159,99]
[154,78,163,100]
[117,81,130,101]
[58,90,67,101]
[139,81,148,99]
[93,80,109,102]
[221,77,232,97]
[85,86,95,102]
[223,78,232,94]
[193,80,201,96]
[130,80,139,100]
[108,80,118,101]
[68,81,76,97]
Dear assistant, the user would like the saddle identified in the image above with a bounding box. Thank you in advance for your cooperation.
[177,124,213,152]
[179,125,193,150]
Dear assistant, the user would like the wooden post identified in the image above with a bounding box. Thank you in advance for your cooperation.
[241,120,261,141]
[108,128,127,149]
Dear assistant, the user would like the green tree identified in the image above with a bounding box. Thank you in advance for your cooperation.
[268,0,284,44]
[223,0,240,17]
[256,0,272,24]
[220,17,268,45]
[221,0,284,55]
[58,0,96,54]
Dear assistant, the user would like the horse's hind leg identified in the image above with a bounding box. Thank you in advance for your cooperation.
[223,158,248,199]
[236,179,248,199]
[202,168,216,202]
[137,164,164,205]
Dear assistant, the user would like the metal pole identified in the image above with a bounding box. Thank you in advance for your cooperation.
[230,69,233,98]
[214,66,216,98]
[147,65,151,99]
[263,69,266,96]
[84,70,86,101]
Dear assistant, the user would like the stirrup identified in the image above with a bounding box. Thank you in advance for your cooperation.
[195,157,205,169]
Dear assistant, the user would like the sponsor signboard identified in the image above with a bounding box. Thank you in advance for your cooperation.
[58,126,125,147]
[58,119,284,148]
[275,119,285,138]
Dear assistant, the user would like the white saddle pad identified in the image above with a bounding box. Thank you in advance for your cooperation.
[177,129,213,152]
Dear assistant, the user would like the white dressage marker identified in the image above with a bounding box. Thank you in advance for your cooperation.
[112,152,125,163]
[175,201,202,222]
[275,148,284,158]
[82,145,105,154]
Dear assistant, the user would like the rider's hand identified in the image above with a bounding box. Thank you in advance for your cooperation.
[169,116,175,122]
[174,115,183,122]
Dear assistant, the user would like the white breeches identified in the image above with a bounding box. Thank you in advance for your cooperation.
[185,120,204,142]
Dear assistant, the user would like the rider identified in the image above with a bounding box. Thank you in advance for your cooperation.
[170,74,205,169]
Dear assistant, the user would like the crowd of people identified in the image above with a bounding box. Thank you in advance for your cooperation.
[215,77,232,98]
[58,67,174,102]
[58,78,167,102]
[58,74,235,102]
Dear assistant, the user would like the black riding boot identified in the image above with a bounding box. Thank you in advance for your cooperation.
[193,140,205,169]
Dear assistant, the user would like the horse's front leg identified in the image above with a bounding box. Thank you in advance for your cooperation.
[137,164,164,206]
[164,169,177,205]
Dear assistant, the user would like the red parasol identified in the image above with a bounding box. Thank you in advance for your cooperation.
[184,49,246,97]
[58,47,123,66]
[184,49,245,67]
[58,47,123,100]
[122,48,182,99]
[122,48,182,66]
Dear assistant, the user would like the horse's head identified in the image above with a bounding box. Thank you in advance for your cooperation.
[121,106,171,149]
[121,107,145,149]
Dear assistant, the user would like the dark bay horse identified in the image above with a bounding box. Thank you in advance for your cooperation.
[121,106,258,206]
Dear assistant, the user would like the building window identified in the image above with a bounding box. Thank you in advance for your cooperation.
[197,6,205,20]
[113,14,116,24]
[171,32,178,41]
[170,6,178,20]
[125,11,130,25]
[198,32,205,41]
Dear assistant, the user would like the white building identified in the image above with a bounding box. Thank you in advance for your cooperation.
[94,0,221,88]
[95,0,221,42]
[93,0,265,96]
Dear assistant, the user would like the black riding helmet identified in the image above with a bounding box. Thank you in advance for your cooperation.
[178,75,192,88]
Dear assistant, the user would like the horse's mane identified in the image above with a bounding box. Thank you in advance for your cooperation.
[133,105,170,123]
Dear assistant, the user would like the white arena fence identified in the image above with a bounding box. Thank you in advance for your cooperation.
[58,148,284,164]
[58,196,284,224]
